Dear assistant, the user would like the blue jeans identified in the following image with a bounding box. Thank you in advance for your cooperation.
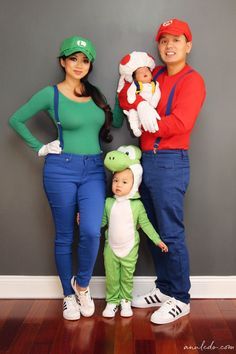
[43,152,106,296]
[141,150,191,304]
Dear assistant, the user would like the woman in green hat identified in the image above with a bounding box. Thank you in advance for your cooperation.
[9,35,112,320]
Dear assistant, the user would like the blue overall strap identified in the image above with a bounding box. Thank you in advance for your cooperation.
[134,81,141,93]
[53,85,64,150]
[165,69,194,116]
[153,69,194,153]
[153,66,167,81]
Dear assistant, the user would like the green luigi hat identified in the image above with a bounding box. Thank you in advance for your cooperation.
[59,36,96,62]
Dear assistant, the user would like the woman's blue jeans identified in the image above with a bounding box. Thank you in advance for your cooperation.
[43,152,106,296]
[141,150,191,304]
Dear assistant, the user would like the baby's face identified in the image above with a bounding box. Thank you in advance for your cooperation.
[135,66,152,83]
[112,169,134,197]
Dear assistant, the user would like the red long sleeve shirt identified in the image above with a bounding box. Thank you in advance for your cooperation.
[118,64,206,151]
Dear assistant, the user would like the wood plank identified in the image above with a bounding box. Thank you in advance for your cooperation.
[73,317,97,354]
[0,300,33,352]
[189,299,214,351]
[94,316,116,354]
[132,308,156,354]
[114,317,134,354]
[28,299,62,354]
[216,299,236,352]
[0,300,16,330]
[7,300,50,354]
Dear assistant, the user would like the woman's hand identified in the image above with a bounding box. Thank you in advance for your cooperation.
[38,140,62,157]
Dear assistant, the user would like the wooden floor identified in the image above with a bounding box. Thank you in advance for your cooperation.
[0,299,235,354]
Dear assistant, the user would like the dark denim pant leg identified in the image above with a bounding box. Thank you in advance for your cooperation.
[141,150,191,304]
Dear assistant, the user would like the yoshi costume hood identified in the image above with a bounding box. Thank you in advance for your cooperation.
[104,145,143,201]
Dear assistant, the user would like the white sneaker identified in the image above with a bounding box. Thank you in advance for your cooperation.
[102,303,118,318]
[132,287,171,308]
[150,298,190,324]
[71,276,95,317]
[120,299,133,317]
[63,295,80,320]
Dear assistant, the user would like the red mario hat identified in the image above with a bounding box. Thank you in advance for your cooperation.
[155,18,192,42]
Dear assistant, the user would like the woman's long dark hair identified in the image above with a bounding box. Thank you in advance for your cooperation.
[60,56,113,143]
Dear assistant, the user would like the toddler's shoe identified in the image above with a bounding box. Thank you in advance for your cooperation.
[102,303,118,318]
[120,299,133,317]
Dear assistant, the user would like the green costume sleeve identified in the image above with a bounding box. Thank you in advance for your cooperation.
[137,201,162,245]
[101,199,108,228]
[112,95,125,128]
[9,86,53,152]
[101,197,116,228]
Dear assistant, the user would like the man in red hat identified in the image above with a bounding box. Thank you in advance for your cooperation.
[118,18,206,324]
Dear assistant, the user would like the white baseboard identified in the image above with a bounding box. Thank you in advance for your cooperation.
[0,276,235,299]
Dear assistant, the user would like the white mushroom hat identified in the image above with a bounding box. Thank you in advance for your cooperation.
[117,51,156,93]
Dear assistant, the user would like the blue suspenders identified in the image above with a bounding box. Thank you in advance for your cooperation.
[152,67,194,153]
[53,85,64,150]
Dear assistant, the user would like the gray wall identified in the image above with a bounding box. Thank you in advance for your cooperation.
[1,0,236,277]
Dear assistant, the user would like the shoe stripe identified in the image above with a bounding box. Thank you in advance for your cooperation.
[176,305,182,313]
[75,295,81,305]
[145,295,160,304]
[154,295,161,303]
[169,307,181,317]
[149,296,156,304]
[169,310,176,318]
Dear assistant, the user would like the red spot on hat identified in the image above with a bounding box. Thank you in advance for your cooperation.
[120,54,131,65]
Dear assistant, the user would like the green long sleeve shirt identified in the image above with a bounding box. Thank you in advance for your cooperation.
[9,86,106,155]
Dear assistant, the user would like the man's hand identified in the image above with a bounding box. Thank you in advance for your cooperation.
[137,101,160,133]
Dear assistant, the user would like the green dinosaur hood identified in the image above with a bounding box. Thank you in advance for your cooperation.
[104,145,142,172]
[104,145,143,200]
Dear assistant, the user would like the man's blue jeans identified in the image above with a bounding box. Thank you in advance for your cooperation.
[43,152,106,296]
[141,150,191,304]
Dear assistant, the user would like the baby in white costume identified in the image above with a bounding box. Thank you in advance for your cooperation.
[117,51,161,137]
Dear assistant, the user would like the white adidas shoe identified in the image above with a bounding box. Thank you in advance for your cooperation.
[120,299,133,317]
[132,287,171,308]
[150,298,190,324]
[63,295,80,320]
[102,303,118,318]
[71,276,95,317]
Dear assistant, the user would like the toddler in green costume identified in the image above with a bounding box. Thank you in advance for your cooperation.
[102,145,168,318]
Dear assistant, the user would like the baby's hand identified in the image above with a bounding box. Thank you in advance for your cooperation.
[158,241,168,253]
[76,213,80,225]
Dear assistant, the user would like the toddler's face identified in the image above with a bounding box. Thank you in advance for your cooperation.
[134,66,152,83]
[112,169,134,197]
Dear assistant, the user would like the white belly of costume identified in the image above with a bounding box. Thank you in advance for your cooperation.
[108,200,135,258]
